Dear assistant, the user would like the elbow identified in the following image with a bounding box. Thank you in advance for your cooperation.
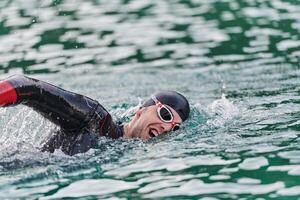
[8,74,30,82]
[5,75,39,101]
[0,74,32,106]
[6,74,36,88]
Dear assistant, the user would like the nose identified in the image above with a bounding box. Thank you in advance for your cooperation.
[160,123,173,133]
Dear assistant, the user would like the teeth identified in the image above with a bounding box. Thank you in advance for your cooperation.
[152,129,158,136]
[149,129,156,138]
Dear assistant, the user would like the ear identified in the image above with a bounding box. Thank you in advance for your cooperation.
[135,107,146,117]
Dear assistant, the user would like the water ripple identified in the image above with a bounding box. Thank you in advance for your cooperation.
[0,0,300,199]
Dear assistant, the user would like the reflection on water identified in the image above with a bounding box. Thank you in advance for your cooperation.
[0,0,300,199]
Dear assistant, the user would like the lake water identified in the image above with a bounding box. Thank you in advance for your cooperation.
[0,0,300,199]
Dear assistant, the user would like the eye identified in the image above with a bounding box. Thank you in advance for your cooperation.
[159,107,172,121]
[172,124,180,131]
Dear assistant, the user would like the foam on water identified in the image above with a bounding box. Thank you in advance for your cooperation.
[0,0,300,199]
[207,93,240,127]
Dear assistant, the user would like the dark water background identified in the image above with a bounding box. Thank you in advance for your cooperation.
[0,0,300,199]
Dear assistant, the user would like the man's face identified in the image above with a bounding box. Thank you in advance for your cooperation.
[126,104,182,140]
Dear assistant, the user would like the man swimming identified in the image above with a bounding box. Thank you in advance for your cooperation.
[0,75,190,155]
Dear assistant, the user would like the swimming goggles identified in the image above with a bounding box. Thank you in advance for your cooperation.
[151,95,180,131]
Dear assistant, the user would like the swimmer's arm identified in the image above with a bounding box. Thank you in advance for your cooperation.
[0,75,100,132]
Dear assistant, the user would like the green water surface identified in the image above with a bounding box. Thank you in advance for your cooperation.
[0,0,300,199]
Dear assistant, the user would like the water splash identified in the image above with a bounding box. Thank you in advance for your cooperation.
[0,0,300,199]
[207,94,240,127]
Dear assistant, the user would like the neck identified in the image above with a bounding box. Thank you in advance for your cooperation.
[123,123,130,138]
[122,113,139,139]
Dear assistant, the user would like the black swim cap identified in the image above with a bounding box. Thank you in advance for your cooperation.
[142,91,190,122]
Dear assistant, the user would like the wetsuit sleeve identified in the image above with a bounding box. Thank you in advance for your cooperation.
[0,75,100,132]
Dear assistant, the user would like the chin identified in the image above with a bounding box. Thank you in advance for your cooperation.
[138,131,147,140]
[142,135,149,141]
[132,128,145,140]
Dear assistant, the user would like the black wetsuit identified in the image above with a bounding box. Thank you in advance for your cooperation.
[0,75,124,155]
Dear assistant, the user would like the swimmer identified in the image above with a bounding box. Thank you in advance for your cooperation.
[0,75,190,155]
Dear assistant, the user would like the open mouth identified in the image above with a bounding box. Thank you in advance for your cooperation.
[148,128,158,138]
